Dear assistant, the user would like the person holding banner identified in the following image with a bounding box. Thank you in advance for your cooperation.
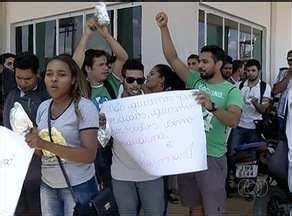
[156,12,243,216]
[25,55,99,216]
[107,59,165,216]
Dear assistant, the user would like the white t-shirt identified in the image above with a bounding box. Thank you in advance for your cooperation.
[286,84,292,191]
[238,80,272,129]
[37,97,98,188]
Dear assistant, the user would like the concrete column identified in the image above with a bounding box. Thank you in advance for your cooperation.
[270,2,292,83]
[0,2,7,53]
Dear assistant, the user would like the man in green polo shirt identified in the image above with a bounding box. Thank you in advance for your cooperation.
[156,12,243,216]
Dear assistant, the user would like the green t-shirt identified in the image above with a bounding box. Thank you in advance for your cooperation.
[186,69,243,157]
[91,72,121,112]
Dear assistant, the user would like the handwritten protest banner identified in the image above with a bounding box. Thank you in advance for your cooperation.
[101,90,207,176]
[0,126,34,216]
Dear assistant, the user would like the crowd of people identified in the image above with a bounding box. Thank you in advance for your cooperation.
[0,11,291,216]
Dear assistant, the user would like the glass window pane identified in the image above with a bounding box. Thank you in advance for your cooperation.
[15,24,33,53]
[117,6,141,61]
[59,15,83,56]
[239,24,251,60]
[224,19,238,60]
[252,28,262,64]
[198,10,205,52]
[36,20,56,73]
[207,13,223,48]
[86,11,113,55]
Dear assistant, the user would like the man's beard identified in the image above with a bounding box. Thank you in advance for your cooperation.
[200,71,215,80]
[248,75,259,82]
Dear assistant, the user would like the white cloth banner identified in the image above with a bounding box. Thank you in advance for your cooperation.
[0,126,34,216]
[101,90,207,176]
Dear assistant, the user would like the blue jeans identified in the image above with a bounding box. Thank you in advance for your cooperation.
[40,177,98,216]
[112,178,165,216]
[228,126,263,155]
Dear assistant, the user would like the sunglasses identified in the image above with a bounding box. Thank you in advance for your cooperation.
[125,77,145,85]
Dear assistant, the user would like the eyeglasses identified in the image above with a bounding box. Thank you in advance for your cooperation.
[125,77,145,85]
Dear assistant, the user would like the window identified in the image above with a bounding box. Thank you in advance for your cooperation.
[59,16,83,56]
[117,6,141,60]
[224,19,238,60]
[13,3,142,70]
[198,6,264,64]
[239,24,252,60]
[198,10,205,52]
[86,11,114,55]
[252,28,262,65]
[15,24,33,53]
[207,13,223,48]
[36,20,56,73]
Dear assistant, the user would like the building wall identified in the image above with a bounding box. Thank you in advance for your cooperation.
[270,2,292,82]
[3,2,292,83]
[0,2,7,54]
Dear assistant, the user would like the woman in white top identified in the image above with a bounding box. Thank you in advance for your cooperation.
[25,55,99,216]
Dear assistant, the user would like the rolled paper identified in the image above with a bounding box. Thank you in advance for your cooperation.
[39,127,66,158]
[95,2,110,26]
[9,102,33,135]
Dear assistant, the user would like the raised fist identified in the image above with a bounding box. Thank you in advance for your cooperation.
[156,12,168,28]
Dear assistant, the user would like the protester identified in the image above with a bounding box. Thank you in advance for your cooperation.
[73,18,128,189]
[144,64,184,214]
[156,11,243,216]
[229,59,272,155]
[229,60,244,86]
[187,54,199,71]
[106,59,165,216]
[221,55,233,80]
[0,53,17,99]
[3,52,49,216]
[25,55,99,216]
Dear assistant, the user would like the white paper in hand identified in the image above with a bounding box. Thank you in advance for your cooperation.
[10,102,33,135]
[0,126,34,215]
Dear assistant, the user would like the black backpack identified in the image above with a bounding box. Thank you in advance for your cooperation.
[239,80,267,103]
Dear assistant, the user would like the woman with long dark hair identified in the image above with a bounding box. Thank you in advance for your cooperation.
[25,55,99,216]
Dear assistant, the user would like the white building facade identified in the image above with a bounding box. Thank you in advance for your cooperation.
[1,2,292,83]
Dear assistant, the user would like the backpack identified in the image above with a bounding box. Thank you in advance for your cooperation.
[239,80,267,103]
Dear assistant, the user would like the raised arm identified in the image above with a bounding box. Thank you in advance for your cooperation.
[272,70,291,94]
[72,18,96,68]
[156,12,189,83]
[96,22,128,80]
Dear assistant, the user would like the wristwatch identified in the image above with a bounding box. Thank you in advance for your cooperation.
[207,102,218,112]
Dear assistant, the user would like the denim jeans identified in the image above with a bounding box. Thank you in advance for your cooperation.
[228,126,263,155]
[40,177,98,216]
[112,178,165,216]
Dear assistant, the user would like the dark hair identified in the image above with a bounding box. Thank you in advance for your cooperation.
[200,45,226,64]
[46,55,89,119]
[153,64,173,90]
[14,52,39,74]
[121,59,144,77]
[224,55,233,65]
[287,50,292,57]
[107,55,117,65]
[232,60,243,74]
[187,54,199,61]
[245,59,261,71]
[82,49,108,76]
[0,52,16,65]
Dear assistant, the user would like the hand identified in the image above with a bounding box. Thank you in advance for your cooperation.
[95,21,110,39]
[193,90,213,110]
[84,17,98,36]
[156,12,168,28]
[249,96,258,104]
[25,128,44,150]
[99,113,107,129]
